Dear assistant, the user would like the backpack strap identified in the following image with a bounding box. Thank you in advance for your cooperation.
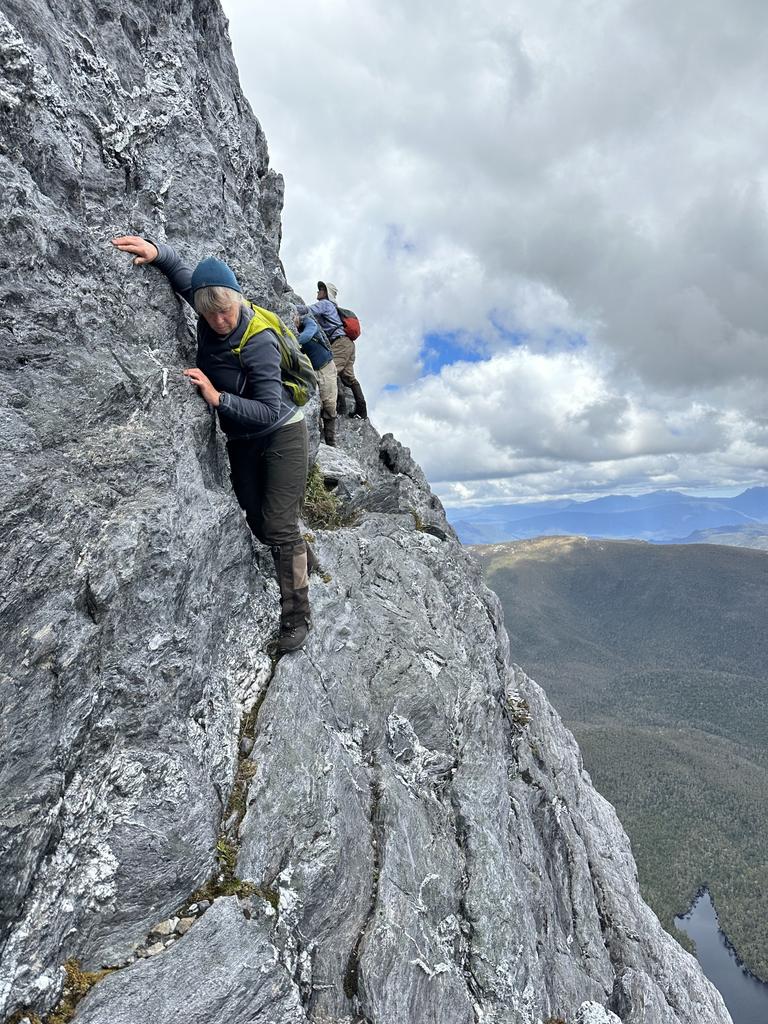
[231,300,296,357]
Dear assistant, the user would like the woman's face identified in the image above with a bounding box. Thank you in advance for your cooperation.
[202,301,241,336]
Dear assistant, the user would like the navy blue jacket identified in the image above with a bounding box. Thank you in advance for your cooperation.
[152,242,298,441]
[297,317,333,370]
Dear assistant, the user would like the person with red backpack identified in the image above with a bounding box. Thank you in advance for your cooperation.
[297,281,368,419]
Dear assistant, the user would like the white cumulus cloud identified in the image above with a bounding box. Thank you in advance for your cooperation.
[222,0,768,501]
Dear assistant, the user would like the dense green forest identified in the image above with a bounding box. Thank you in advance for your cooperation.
[475,537,768,978]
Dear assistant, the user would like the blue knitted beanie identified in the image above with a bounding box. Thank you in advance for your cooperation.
[191,257,241,294]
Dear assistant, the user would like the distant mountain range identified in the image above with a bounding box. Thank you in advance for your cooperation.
[447,486,768,545]
[678,522,768,550]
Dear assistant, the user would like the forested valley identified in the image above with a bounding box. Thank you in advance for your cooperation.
[475,537,768,978]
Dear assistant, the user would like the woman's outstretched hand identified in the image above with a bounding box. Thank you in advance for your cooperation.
[111,235,158,265]
[183,368,221,408]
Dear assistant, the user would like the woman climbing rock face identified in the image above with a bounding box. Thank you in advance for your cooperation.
[111,234,312,653]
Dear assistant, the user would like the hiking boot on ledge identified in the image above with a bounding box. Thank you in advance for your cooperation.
[322,413,337,446]
[349,380,368,419]
[278,621,309,653]
[271,541,311,653]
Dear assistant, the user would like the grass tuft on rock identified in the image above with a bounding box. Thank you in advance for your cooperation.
[190,877,279,907]
[44,959,113,1024]
[303,465,355,530]
[215,837,239,875]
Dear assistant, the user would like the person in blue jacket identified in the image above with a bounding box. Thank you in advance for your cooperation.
[295,312,337,445]
[111,234,311,653]
[297,281,367,419]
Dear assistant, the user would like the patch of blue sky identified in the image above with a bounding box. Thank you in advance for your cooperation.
[418,317,591,376]
[382,383,400,393]
[420,331,489,375]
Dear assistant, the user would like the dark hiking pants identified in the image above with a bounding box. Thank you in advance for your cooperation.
[226,419,308,549]
[227,420,310,628]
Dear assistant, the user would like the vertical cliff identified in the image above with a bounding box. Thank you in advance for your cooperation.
[0,3,731,1023]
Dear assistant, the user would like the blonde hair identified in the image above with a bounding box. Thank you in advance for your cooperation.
[194,286,243,316]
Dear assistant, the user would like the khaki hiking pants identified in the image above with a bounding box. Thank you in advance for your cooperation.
[331,335,359,386]
[315,359,338,420]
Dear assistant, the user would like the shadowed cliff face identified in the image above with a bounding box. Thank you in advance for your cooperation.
[0,3,731,1023]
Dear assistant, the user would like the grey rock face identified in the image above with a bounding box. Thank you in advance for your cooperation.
[575,1003,623,1024]
[74,897,308,1024]
[234,498,729,1024]
[0,2,731,1024]
[1,0,291,1015]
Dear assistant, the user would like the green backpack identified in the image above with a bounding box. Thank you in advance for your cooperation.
[231,301,317,407]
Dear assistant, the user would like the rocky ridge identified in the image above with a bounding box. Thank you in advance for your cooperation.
[0,2,731,1022]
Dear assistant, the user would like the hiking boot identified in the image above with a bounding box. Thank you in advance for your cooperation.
[322,414,337,446]
[272,541,311,652]
[349,380,368,419]
[278,620,309,653]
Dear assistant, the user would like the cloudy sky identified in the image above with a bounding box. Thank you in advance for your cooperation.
[222,0,768,505]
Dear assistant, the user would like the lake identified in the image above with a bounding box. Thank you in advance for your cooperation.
[674,889,768,1024]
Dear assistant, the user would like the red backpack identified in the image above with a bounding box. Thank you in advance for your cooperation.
[336,305,361,340]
